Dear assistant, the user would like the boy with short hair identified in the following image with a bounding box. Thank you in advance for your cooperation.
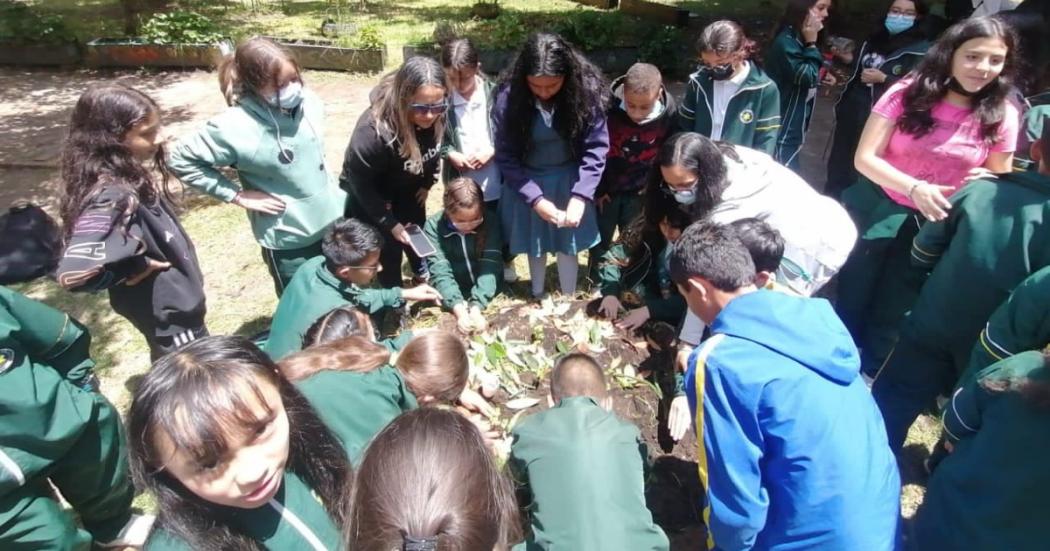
[590,63,676,278]
[266,217,440,360]
[728,217,785,289]
[672,220,900,550]
[873,121,1050,451]
[510,353,669,551]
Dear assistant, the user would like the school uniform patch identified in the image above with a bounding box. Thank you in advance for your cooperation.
[739,109,755,124]
[891,65,903,75]
[0,348,14,374]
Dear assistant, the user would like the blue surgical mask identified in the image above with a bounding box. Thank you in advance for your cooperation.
[268,80,304,109]
[672,188,696,205]
[884,14,915,35]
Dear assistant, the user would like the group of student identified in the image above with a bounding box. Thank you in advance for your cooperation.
[3,0,1050,547]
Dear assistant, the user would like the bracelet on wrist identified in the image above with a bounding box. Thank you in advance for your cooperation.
[907,182,924,200]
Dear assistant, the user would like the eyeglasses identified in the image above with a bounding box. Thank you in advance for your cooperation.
[409,101,449,116]
[888,7,917,15]
[663,179,699,194]
[347,263,381,271]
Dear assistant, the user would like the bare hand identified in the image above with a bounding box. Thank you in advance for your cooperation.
[233,190,286,215]
[801,9,823,43]
[668,395,692,442]
[944,440,955,454]
[964,166,997,182]
[459,386,497,417]
[470,147,494,168]
[616,306,651,331]
[534,199,566,226]
[821,72,838,86]
[415,187,430,207]
[447,151,471,171]
[454,304,477,334]
[126,258,171,286]
[470,306,488,332]
[675,346,693,374]
[391,224,411,246]
[563,197,586,228]
[598,295,621,319]
[860,68,886,85]
[910,182,954,222]
[401,283,442,302]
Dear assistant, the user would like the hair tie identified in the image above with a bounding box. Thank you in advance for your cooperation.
[402,534,438,551]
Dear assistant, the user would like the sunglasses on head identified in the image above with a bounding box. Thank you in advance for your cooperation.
[409,101,449,115]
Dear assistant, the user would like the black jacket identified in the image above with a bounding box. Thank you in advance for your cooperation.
[57,186,206,336]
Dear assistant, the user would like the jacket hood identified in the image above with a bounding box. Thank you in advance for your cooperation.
[711,290,860,385]
[609,75,675,127]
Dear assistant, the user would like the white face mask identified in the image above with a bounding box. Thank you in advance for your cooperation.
[672,187,697,205]
[268,80,304,109]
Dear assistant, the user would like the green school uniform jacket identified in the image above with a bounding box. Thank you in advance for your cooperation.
[908,171,1050,372]
[168,90,346,250]
[295,368,417,465]
[510,397,669,551]
[0,288,131,547]
[441,77,498,184]
[597,242,685,324]
[963,265,1050,387]
[913,350,1050,551]
[677,63,781,155]
[266,256,405,360]
[422,213,503,310]
[145,470,342,551]
[764,27,823,166]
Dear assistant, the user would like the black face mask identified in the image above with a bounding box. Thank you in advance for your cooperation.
[703,63,735,81]
[947,76,984,97]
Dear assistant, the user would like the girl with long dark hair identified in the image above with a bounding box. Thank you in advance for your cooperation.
[494,32,610,298]
[825,0,935,196]
[835,16,1021,376]
[764,0,835,170]
[57,84,207,361]
[127,336,352,550]
[168,37,344,296]
[340,56,448,288]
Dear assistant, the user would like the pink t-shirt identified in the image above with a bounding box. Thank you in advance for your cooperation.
[871,78,1019,209]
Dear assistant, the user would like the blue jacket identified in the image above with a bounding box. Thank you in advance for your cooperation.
[684,291,901,551]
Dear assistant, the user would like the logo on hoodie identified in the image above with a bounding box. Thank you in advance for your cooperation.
[739,109,755,124]
[0,348,13,374]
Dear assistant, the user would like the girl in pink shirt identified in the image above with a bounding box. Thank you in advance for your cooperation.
[836,16,1020,376]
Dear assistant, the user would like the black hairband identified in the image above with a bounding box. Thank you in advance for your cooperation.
[403,535,438,551]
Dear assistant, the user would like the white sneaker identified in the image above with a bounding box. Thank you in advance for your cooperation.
[97,513,156,548]
[504,263,519,283]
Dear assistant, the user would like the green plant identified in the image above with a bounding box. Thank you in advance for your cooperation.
[140,11,225,44]
[468,10,527,50]
[639,25,686,76]
[348,22,383,50]
[0,3,75,44]
[554,9,627,51]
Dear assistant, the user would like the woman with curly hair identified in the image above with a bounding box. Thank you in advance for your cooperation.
[494,32,610,298]
[836,16,1021,377]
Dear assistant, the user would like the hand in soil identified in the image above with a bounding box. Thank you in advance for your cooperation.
[668,396,692,442]
[458,386,497,418]
[598,295,621,319]
[469,306,488,332]
[401,283,442,303]
[615,306,651,331]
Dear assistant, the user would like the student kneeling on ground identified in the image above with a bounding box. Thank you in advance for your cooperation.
[671,220,901,551]
[509,353,669,551]
[266,217,440,360]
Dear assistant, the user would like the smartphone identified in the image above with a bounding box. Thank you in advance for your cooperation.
[404,224,437,258]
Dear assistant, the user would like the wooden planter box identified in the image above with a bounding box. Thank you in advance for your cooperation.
[84,39,232,68]
[404,45,638,75]
[0,41,81,66]
[267,37,385,72]
[571,0,619,8]
[619,0,691,26]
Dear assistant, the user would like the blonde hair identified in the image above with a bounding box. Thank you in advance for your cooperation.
[370,56,447,175]
[278,336,390,382]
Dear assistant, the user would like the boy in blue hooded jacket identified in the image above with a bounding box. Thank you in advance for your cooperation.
[671,220,901,551]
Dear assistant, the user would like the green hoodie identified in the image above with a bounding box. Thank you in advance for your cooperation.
[168,89,345,250]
